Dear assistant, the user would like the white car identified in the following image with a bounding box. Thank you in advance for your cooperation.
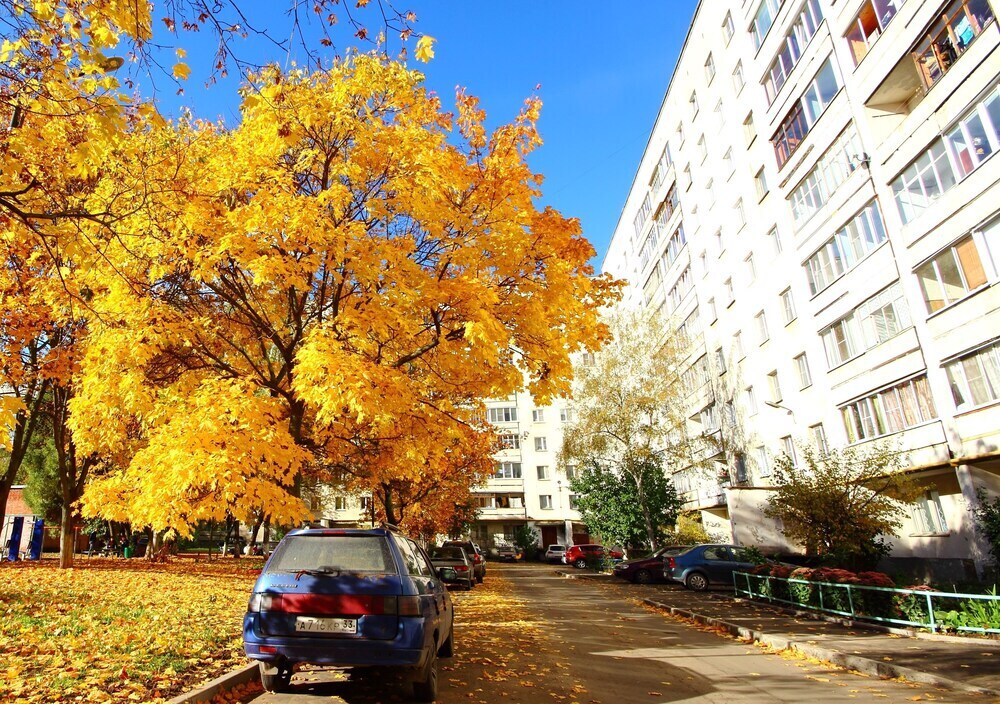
[544,544,567,563]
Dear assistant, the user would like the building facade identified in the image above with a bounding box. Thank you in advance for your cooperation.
[604,0,1000,577]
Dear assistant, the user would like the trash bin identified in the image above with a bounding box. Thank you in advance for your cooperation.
[123,547,133,559]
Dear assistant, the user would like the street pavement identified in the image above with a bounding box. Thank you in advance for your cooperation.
[245,562,995,703]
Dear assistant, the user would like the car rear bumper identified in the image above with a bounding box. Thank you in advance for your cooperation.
[243,615,431,668]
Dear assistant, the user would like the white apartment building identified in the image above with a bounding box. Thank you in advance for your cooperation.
[312,393,588,552]
[604,0,1000,578]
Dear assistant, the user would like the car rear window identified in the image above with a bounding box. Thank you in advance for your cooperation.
[266,535,396,574]
[429,547,465,560]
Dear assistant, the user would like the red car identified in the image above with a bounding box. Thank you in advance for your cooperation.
[563,544,624,569]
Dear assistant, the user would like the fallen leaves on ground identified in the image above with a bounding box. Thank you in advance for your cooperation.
[0,557,262,703]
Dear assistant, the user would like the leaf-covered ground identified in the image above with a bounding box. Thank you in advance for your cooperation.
[0,557,264,703]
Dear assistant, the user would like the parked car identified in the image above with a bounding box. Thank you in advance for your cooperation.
[428,545,474,590]
[564,544,621,568]
[543,545,566,563]
[663,544,759,591]
[612,545,692,584]
[496,545,523,562]
[243,526,455,701]
[442,540,486,583]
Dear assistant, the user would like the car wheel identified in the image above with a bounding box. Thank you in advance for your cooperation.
[259,662,292,693]
[438,622,454,658]
[573,558,587,569]
[685,571,709,592]
[634,569,653,585]
[412,651,439,702]
[465,579,474,591]
[476,573,483,584]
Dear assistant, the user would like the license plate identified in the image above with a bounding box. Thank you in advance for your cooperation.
[294,617,357,634]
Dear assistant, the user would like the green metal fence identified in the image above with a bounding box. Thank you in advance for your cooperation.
[733,571,1000,635]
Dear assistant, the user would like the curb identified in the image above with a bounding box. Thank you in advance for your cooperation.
[643,598,1000,697]
[167,662,260,704]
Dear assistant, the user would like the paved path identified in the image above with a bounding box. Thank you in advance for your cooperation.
[246,563,991,703]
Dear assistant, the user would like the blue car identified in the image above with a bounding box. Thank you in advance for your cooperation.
[243,526,455,700]
[663,544,758,591]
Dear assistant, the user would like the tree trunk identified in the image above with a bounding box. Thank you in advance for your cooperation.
[631,467,658,551]
[59,502,74,569]
[249,513,264,549]
[381,484,398,526]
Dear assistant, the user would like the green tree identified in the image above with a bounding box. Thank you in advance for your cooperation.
[22,433,60,524]
[561,310,705,550]
[512,525,540,560]
[569,456,682,550]
[971,488,1000,568]
[764,442,921,570]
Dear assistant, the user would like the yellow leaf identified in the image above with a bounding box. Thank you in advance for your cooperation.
[415,35,435,62]
[172,62,190,80]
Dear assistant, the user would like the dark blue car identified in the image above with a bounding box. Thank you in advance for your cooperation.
[663,544,758,591]
[243,526,455,700]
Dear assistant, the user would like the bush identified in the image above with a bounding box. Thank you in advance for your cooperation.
[788,567,818,607]
[894,584,934,624]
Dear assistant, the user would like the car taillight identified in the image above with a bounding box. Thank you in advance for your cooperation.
[248,593,262,613]
[666,557,676,569]
[455,564,469,572]
[257,593,390,615]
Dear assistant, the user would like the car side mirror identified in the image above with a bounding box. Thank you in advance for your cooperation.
[437,567,457,581]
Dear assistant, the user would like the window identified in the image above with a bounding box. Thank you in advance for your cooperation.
[705,53,716,83]
[781,436,798,465]
[911,0,995,89]
[690,91,699,118]
[764,0,825,103]
[706,178,715,208]
[752,0,782,48]
[795,353,812,388]
[916,235,988,312]
[805,200,887,294]
[532,409,544,422]
[715,348,727,375]
[580,352,596,367]
[746,253,756,281]
[537,465,549,480]
[823,317,862,367]
[360,496,372,511]
[772,58,841,168]
[697,135,707,162]
[633,192,653,236]
[743,112,756,146]
[735,199,745,229]
[734,454,749,484]
[780,288,796,323]
[945,339,1000,409]
[841,375,937,442]
[945,86,999,178]
[756,311,769,344]
[733,61,745,92]
[539,495,553,510]
[857,282,912,346]
[488,407,518,423]
[912,491,949,534]
[499,433,520,450]
[810,424,828,453]
[677,122,685,146]
[723,10,735,44]
[767,226,782,254]
[724,400,737,428]
[708,297,717,322]
[755,167,769,199]
[734,331,745,359]
[893,84,998,223]
[746,386,759,415]
[534,436,548,452]
[754,446,770,476]
[846,0,904,65]
[568,494,580,511]
[560,408,575,422]
[723,148,734,176]
[334,496,347,511]
[724,277,734,305]
[790,125,864,222]
[768,371,783,402]
[701,403,719,432]
[714,100,725,128]
[494,462,523,479]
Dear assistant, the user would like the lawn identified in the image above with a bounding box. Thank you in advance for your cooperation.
[0,556,262,703]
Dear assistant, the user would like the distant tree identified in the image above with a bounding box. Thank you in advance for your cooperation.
[512,525,540,559]
[570,456,682,551]
[764,443,922,570]
[662,512,716,546]
[562,309,705,550]
[971,488,1000,568]
[22,433,60,524]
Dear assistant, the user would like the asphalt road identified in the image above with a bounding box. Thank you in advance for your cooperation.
[248,562,984,704]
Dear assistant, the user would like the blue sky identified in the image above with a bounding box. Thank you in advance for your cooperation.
[140,1,699,266]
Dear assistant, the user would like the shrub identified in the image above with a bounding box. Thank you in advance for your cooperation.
[788,567,817,607]
[895,584,934,624]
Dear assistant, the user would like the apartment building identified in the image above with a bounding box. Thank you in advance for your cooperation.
[313,393,588,552]
[604,0,1000,578]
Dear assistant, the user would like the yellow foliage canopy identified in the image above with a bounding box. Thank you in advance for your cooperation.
[68,55,617,535]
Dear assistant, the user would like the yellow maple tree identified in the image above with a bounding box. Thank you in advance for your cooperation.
[67,55,617,536]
